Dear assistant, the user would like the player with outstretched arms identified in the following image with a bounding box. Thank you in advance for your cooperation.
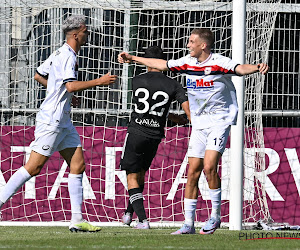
[120,46,190,229]
[0,15,117,232]
[118,28,268,234]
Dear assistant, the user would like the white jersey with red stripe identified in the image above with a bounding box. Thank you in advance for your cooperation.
[167,53,239,129]
[36,43,78,128]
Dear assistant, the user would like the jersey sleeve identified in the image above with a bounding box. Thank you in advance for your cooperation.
[62,55,77,84]
[217,56,239,75]
[167,56,189,74]
[36,53,54,77]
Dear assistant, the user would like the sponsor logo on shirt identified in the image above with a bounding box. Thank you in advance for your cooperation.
[187,78,214,90]
[135,118,160,127]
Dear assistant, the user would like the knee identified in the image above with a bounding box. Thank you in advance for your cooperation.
[78,162,86,174]
[70,161,86,174]
[26,165,43,177]
[203,165,218,179]
[187,169,201,185]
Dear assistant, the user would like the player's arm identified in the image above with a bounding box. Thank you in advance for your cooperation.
[168,101,190,125]
[65,72,117,93]
[34,72,48,88]
[235,63,269,76]
[35,53,55,88]
[168,113,188,125]
[181,101,190,121]
[118,52,169,71]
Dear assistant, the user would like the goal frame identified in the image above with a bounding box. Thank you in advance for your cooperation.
[0,0,281,229]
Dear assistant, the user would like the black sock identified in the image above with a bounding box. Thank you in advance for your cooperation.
[126,185,144,214]
[128,187,146,222]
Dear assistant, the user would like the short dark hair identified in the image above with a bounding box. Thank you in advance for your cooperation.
[191,28,214,49]
[144,46,165,59]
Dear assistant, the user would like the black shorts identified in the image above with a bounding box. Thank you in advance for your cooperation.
[120,133,161,173]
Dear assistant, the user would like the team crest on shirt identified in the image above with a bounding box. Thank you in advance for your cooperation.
[204,67,212,75]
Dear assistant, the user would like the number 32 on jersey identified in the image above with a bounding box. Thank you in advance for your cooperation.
[134,88,169,117]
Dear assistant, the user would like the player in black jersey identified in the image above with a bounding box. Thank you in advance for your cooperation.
[120,46,190,229]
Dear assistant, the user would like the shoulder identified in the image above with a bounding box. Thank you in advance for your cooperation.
[211,53,233,62]
[210,53,239,73]
[211,53,227,60]
[57,45,76,59]
[165,75,181,85]
[167,55,197,71]
[134,72,148,79]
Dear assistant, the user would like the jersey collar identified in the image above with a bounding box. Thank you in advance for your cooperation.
[64,43,77,56]
[197,53,212,65]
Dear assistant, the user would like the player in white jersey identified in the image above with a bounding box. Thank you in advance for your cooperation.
[118,28,269,235]
[0,15,117,232]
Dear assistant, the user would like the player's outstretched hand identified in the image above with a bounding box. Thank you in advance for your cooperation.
[99,72,117,86]
[257,63,269,75]
[118,52,132,63]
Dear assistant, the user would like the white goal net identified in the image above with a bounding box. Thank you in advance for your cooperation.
[0,0,280,227]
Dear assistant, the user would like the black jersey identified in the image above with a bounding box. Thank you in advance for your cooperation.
[128,71,188,139]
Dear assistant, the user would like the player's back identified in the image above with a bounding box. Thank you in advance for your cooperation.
[128,71,186,139]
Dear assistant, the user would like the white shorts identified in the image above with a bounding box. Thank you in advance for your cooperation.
[187,125,231,159]
[30,122,82,157]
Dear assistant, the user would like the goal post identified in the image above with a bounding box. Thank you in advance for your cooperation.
[230,0,246,231]
[0,0,281,227]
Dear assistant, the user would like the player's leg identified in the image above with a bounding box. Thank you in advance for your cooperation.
[126,170,149,228]
[60,146,100,232]
[138,168,146,191]
[0,151,49,210]
[120,133,159,229]
[0,122,56,211]
[199,125,230,235]
[120,133,134,225]
[204,149,222,216]
[131,138,160,229]
[121,133,134,225]
[171,157,203,235]
[58,126,100,232]
[172,128,206,235]
[60,146,85,223]
[199,150,222,235]
[122,168,146,226]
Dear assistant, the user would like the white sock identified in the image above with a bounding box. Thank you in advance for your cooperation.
[0,167,31,209]
[184,198,197,227]
[68,173,83,223]
[209,188,221,219]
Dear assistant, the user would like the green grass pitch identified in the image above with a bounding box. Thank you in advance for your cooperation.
[0,226,299,249]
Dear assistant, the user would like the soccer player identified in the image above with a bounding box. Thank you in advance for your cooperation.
[118,28,269,234]
[0,15,117,232]
[120,46,190,229]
